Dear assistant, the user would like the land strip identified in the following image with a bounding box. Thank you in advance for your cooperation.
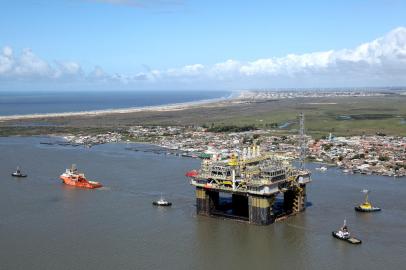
[1,93,406,137]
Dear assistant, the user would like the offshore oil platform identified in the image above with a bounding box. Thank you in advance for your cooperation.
[186,113,311,225]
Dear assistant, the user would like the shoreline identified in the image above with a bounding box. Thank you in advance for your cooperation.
[0,91,240,121]
[1,89,389,122]
[6,134,405,178]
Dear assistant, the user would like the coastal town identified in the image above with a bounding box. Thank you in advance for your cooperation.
[236,89,393,100]
[59,125,406,178]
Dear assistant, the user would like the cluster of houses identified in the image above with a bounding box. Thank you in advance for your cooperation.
[309,134,406,177]
[63,132,122,146]
[127,125,304,160]
[128,125,259,158]
[61,125,405,178]
[238,90,386,100]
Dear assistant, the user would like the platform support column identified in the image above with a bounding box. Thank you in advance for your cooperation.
[283,190,295,214]
[248,195,275,225]
[292,185,306,212]
[196,187,219,216]
[232,194,248,217]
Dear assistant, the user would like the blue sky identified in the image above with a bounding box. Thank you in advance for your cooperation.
[1,0,406,90]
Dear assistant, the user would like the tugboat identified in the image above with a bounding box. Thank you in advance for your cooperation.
[11,166,27,177]
[332,219,362,244]
[153,193,172,206]
[59,164,102,189]
[355,189,381,212]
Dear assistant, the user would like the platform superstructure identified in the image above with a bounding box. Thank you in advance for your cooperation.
[186,113,311,225]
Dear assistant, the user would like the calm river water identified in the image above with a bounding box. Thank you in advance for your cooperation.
[1,137,405,270]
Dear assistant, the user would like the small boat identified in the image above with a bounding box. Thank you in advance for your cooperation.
[355,189,381,212]
[11,166,27,177]
[315,166,327,171]
[59,164,102,189]
[332,219,362,244]
[153,194,172,206]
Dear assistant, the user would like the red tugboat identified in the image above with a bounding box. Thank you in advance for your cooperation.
[60,164,102,189]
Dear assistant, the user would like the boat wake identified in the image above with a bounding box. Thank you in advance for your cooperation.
[285,223,314,232]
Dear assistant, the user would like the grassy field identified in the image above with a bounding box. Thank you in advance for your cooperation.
[1,95,406,138]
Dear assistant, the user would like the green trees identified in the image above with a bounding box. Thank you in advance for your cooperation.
[378,155,389,161]
[206,125,257,132]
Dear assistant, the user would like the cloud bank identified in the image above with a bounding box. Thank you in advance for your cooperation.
[1,27,406,89]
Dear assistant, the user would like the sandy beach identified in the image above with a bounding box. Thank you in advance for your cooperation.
[0,93,242,122]
[3,90,372,122]
[2,92,405,138]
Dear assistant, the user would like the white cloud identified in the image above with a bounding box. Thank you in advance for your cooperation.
[13,49,52,77]
[89,65,107,79]
[155,27,406,87]
[0,46,14,74]
[166,64,205,77]
[1,27,406,88]
[54,61,83,79]
[211,59,240,75]
[0,48,84,81]
[3,46,13,57]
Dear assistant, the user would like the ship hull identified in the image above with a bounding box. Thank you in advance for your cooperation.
[355,206,381,212]
[153,201,172,206]
[60,176,102,189]
[332,231,362,244]
[11,173,27,178]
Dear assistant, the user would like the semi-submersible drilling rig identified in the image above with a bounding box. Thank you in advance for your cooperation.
[186,113,311,225]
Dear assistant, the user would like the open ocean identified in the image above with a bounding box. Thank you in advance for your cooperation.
[0,90,231,116]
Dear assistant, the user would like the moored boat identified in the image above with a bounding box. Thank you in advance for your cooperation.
[332,219,362,244]
[59,164,102,189]
[11,166,27,178]
[355,189,381,212]
[315,166,327,171]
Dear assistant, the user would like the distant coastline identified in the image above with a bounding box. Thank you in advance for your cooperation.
[0,90,234,117]
[0,91,238,121]
[1,89,405,138]
[0,89,401,122]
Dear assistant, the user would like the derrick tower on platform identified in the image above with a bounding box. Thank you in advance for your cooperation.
[299,112,306,169]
